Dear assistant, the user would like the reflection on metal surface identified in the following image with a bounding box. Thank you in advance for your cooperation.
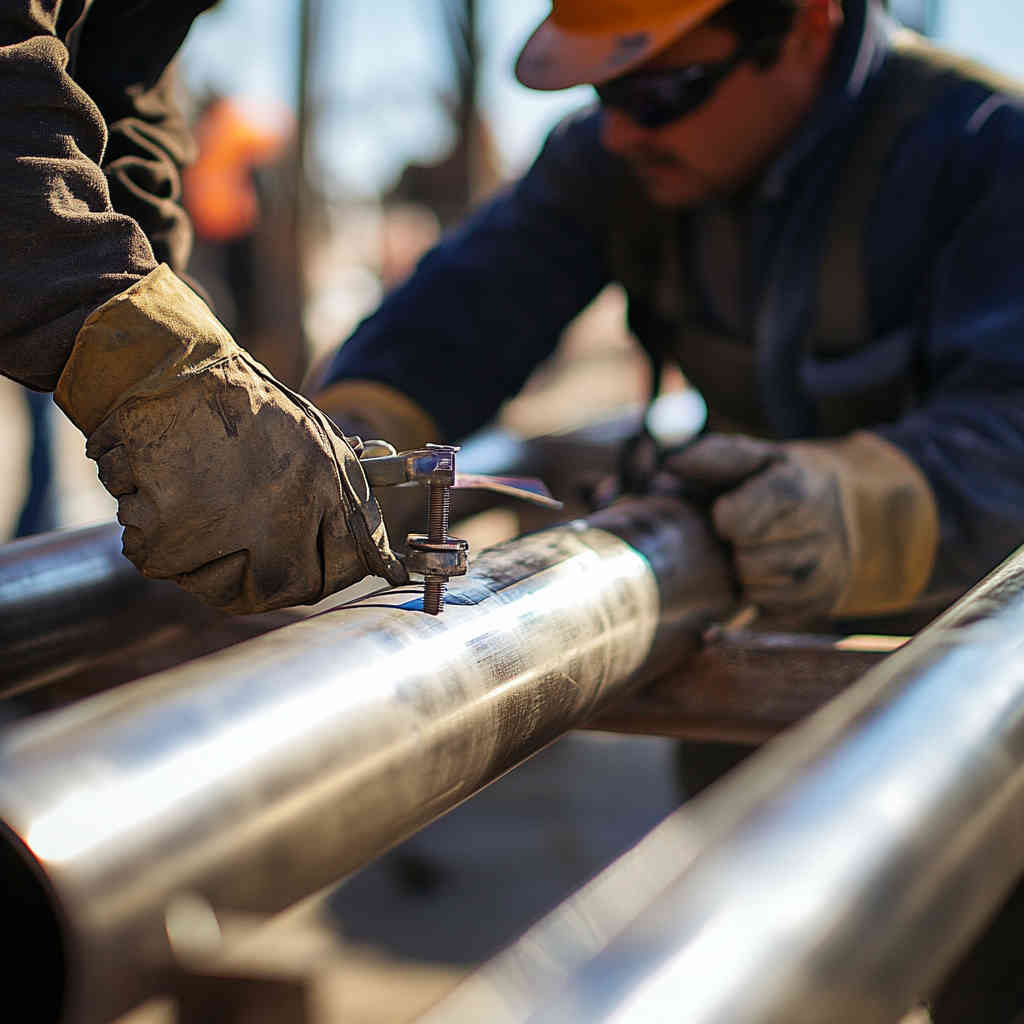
[0,498,733,1024]
[425,546,1024,1024]
[0,523,148,686]
[0,522,300,704]
[644,389,707,447]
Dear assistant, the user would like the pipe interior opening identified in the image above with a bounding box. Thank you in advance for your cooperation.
[0,824,66,1023]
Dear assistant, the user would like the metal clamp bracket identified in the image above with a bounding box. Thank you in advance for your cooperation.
[360,444,458,489]
[361,443,562,615]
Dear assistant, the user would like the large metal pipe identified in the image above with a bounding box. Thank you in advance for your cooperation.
[0,523,151,688]
[424,547,1024,1024]
[0,497,733,1024]
[0,523,308,708]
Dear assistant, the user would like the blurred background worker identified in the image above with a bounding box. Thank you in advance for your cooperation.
[0,1,406,612]
[321,0,1024,634]
[184,94,309,388]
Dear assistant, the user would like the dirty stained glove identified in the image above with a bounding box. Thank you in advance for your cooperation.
[55,264,407,614]
[663,432,939,620]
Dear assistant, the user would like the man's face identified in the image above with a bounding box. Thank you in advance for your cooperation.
[598,15,831,207]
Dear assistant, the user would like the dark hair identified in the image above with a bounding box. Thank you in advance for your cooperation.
[708,0,802,66]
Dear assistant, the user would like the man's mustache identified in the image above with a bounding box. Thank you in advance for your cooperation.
[621,146,687,172]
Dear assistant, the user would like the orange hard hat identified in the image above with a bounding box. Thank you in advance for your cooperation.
[516,0,734,91]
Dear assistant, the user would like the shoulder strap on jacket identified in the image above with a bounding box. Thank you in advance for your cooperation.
[815,30,1024,356]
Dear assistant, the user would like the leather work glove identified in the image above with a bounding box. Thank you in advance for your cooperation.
[55,265,407,614]
[663,432,940,620]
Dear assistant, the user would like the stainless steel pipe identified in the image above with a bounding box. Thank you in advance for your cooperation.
[0,523,151,689]
[0,498,733,1024]
[0,523,304,706]
[425,548,1024,1024]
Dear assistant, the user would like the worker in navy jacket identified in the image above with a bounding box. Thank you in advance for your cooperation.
[323,0,1024,627]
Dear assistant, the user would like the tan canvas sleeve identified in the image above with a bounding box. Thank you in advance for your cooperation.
[55,264,238,434]
[315,379,442,454]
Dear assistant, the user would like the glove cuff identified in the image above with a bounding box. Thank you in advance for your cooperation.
[797,431,939,617]
[55,264,240,435]
[55,264,408,601]
[314,379,441,453]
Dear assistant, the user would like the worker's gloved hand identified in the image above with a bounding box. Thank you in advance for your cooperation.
[663,432,939,620]
[55,265,407,614]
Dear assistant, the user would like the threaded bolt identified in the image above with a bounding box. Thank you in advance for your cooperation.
[427,482,450,541]
[423,483,450,614]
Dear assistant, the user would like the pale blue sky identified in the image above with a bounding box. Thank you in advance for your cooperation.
[936,2,1024,77]
[179,0,1022,197]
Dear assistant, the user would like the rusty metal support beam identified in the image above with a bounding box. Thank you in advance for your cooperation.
[590,629,906,744]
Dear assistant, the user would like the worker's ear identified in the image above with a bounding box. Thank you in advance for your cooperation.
[784,0,842,71]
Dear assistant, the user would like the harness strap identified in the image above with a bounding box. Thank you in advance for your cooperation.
[815,31,1020,357]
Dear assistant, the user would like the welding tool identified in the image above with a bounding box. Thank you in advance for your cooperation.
[360,442,562,614]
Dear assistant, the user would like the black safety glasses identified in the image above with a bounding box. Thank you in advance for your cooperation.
[595,39,764,129]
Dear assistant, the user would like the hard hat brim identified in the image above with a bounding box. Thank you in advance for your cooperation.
[515,0,731,91]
